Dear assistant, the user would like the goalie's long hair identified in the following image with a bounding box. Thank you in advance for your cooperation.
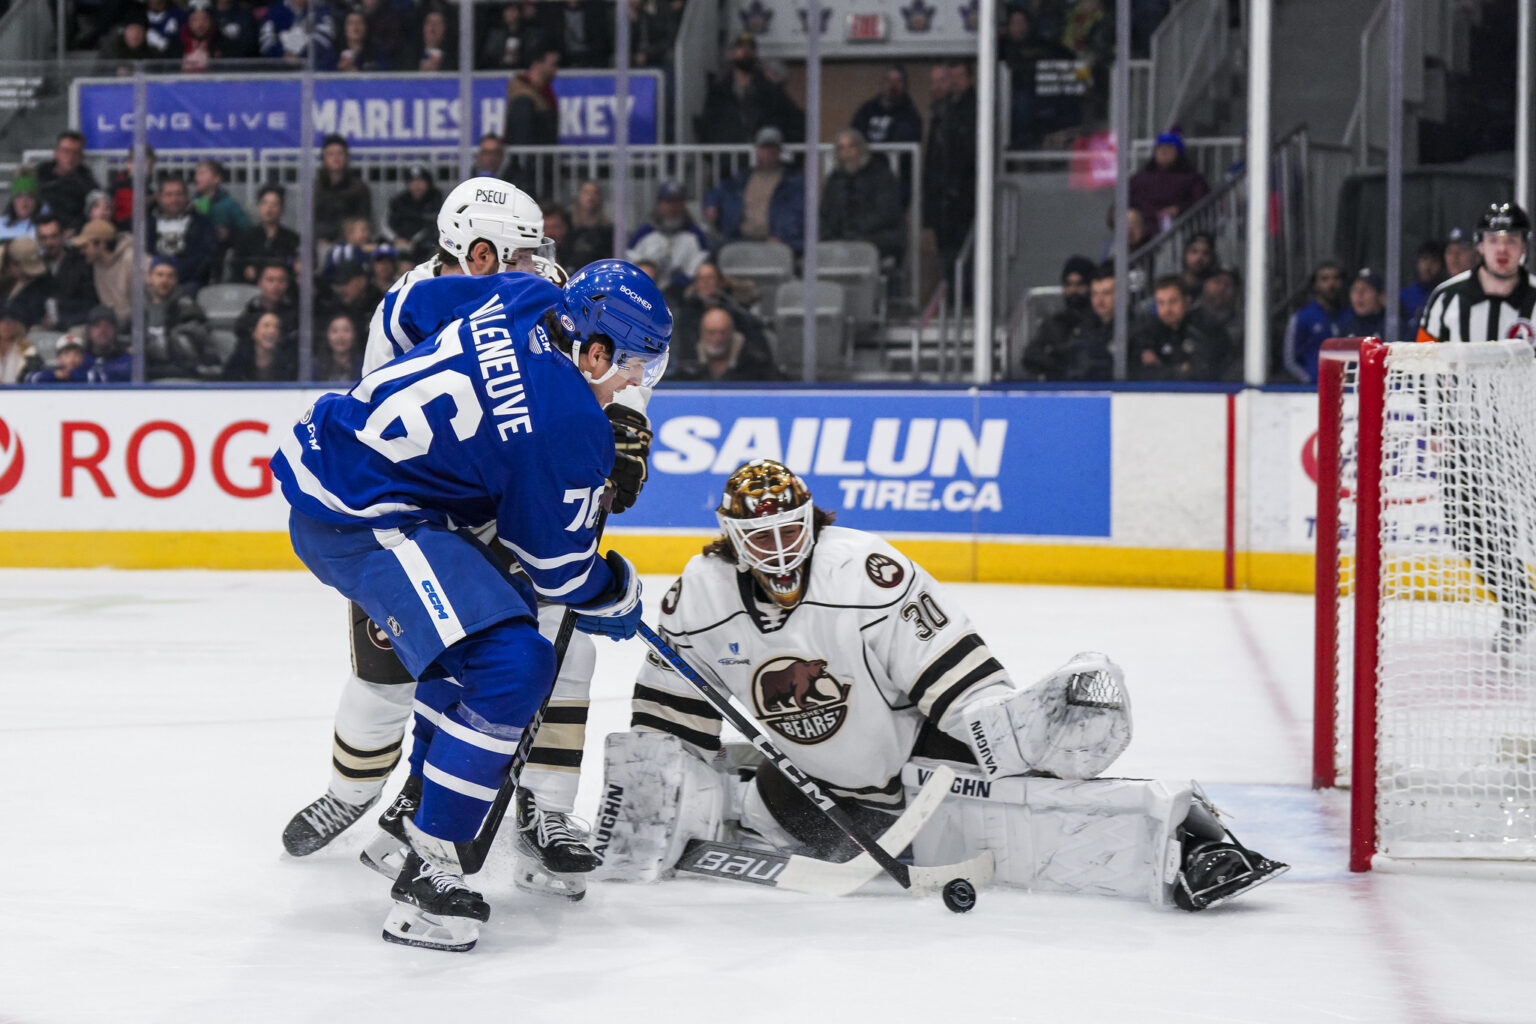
[702,506,838,564]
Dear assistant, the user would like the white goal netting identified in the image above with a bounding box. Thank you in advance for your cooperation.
[1326,340,1536,863]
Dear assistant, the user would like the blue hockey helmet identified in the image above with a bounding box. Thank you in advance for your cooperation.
[559,259,672,388]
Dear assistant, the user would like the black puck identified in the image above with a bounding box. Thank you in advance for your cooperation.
[941,878,976,913]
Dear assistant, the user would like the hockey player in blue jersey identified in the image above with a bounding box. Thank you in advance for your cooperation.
[271,259,671,951]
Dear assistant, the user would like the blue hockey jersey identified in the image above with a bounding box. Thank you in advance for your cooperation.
[270,274,617,604]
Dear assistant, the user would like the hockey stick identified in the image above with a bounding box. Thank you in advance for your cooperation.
[674,763,996,896]
[456,502,612,874]
[636,621,915,888]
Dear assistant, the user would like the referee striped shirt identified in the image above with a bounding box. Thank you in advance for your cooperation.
[1416,268,1536,342]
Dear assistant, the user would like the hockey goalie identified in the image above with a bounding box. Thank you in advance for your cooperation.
[595,459,1287,910]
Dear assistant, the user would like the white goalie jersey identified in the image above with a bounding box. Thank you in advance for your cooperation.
[631,526,1014,805]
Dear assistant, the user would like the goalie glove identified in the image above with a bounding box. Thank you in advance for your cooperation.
[959,651,1132,780]
[605,403,652,515]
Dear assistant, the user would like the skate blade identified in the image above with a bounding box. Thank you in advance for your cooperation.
[359,832,409,879]
[382,903,479,952]
[1198,861,1290,911]
[514,860,587,902]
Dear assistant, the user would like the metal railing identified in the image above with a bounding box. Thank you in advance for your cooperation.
[1148,0,1231,132]
[21,146,262,210]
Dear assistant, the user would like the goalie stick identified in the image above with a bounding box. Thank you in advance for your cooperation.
[674,762,996,896]
[637,621,918,889]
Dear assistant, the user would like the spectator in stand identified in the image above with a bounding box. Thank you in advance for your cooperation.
[409,8,456,71]
[628,0,679,68]
[233,185,300,283]
[216,0,260,57]
[1443,227,1476,277]
[503,43,561,194]
[852,66,923,148]
[109,143,154,231]
[675,307,781,382]
[371,244,400,293]
[193,158,250,278]
[388,167,442,249]
[566,180,613,272]
[313,135,372,247]
[0,314,42,382]
[37,130,100,232]
[1023,260,1116,382]
[1000,6,1077,148]
[147,176,217,288]
[143,257,211,378]
[1179,232,1215,303]
[698,33,804,145]
[1342,267,1387,338]
[261,0,337,70]
[315,311,363,382]
[705,127,806,254]
[1100,203,1149,262]
[24,334,91,384]
[541,203,573,273]
[1129,130,1209,234]
[539,0,609,68]
[1193,262,1242,349]
[223,310,296,382]
[72,219,133,321]
[43,217,99,328]
[1131,273,1231,381]
[1022,255,1097,380]
[480,2,538,70]
[670,260,768,365]
[317,260,379,338]
[181,0,229,71]
[83,306,132,382]
[627,180,710,290]
[1282,259,1346,382]
[924,61,977,275]
[1400,239,1446,328]
[235,262,299,345]
[101,11,158,71]
[820,128,904,263]
[474,134,507,179]
[357,0,405,68]
[2,238,55,328]
[144,0,185,56]
[84,189,114,226]
[322,216,374,277]
[0,177,39,241]
[337,10,386,71]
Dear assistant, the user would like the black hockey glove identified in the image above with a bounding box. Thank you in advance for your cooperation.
[606,403,652,514]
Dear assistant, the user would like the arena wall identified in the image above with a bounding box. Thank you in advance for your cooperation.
[0,386,1320,591]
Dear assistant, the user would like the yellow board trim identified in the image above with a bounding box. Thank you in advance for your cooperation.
[0,530,1320,592]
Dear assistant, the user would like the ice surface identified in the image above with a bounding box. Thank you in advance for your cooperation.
[2,570,1532,1024]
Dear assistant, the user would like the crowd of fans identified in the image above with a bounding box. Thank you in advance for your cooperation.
[85,0,687,77]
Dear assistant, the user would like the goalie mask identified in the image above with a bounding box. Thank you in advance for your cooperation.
[717,459,815,608]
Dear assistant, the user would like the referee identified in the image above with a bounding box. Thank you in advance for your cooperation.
[1416,202,1536,651]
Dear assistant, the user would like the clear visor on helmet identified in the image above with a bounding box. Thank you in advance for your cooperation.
[716,501,814,576]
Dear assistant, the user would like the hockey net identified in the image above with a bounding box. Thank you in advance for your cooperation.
[1314,337,1536,873]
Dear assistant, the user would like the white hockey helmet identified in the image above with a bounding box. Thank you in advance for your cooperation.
[437,177,549,274]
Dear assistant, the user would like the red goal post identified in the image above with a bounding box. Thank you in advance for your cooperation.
[1313,336,1536,876]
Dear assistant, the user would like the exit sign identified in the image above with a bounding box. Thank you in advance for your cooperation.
[845,13,888,41]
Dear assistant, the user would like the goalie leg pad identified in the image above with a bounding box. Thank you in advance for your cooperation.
[592,731,726,882]
[960,651,1132,780]
[904,758,1190,905]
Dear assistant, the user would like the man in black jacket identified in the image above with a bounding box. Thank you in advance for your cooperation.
[146,177,218,289]
[820,129,904,263]
[698,33,804,144]
[313,135,373,247]
[923,61,976,275]
[1131,274,1231,381]
[1022,256,1111,381]
[36,131,100,232]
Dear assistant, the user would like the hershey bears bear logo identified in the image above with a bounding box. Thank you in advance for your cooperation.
[661,577,682,615]
[750,656,852,744]
[865,552,904,588]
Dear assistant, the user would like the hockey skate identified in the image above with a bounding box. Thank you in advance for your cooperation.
[282,791,377,856]
[383,850,491,953]
[513,787,599,901]
[1172,789,1288,911]
[359,774,420,878]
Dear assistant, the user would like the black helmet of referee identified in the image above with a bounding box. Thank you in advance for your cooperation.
[1475,202,1532,244]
